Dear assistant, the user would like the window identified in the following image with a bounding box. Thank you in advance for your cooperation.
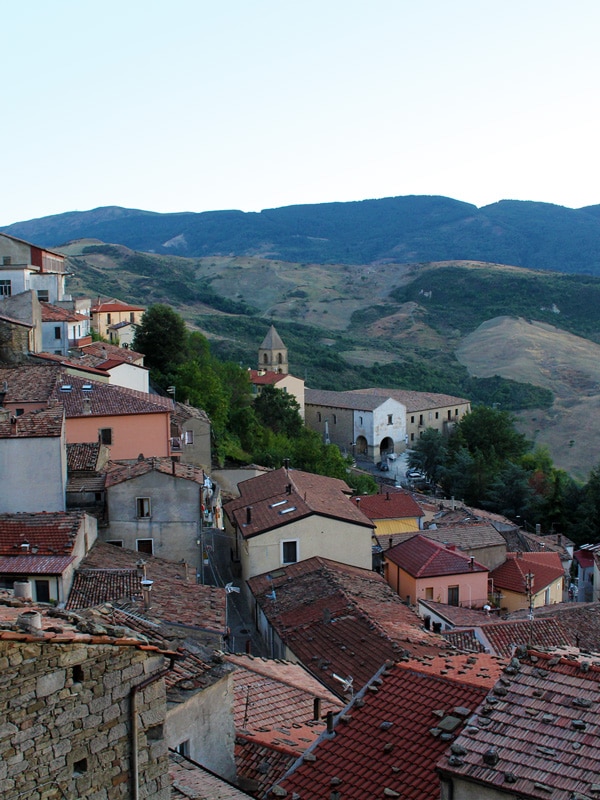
[448,586,459,606]
[130,312,135,323]
[388,414,393,424]
[333,414,337,424]
[54,326,61,340]
[455,408,459,416]
[359,416,363,425]
[73,758,88,776]
[136,539,154,554]
[2,256,11,265]
[15,409,24,417]
[106,540,123,547]
[184,430,194,445]
[410,433,415,441]
[419,414,424,426]
[175,740,190,757]
[435,411,439,419]
[35,580,50,603]
[0,280,11,297]
[99,428,112,445]
[425,587,434,600]
[37,289,49,302]
[281,539,298,565]
[317,412,322,422]
[410,415,415,424]
[448,410,452,420]
[106,313,111,324]
[136,497,151,518]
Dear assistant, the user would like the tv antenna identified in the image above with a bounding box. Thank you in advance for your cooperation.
[332,673,354,695]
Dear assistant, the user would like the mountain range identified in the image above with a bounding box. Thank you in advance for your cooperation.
[4,195,600,274]
[4,195,600,481]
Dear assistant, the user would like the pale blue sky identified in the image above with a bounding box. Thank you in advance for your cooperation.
[3,0,599,225]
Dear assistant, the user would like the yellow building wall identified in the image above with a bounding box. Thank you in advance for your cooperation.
[241,516,373,581]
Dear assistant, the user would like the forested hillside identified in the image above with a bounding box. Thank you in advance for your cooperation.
[5,195,600,274]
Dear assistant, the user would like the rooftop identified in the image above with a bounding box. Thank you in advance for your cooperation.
[0,510,86,556]
[353,489,424,521]
[0,405,64,439]
[170,752,253,799]
[349,386,470,411]
[248,557,444,696]
[40,303,87,323]
[438,647,600,799]
[66,541,227,635]
[103,457,206,488]
[225,467,372,539]
[385,534,488,578]
[490,551,565,594]
[271,658,495,800]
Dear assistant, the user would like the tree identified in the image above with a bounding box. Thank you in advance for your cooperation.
[253,385,303,438]
[408,429,447,483]
[453,405,530,465]
[133,304,188,378]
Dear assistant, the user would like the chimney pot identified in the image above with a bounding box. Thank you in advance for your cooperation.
[326,711,334,735]
[313,697,322,721]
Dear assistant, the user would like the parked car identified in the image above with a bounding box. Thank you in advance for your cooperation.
[387,453,398,461]
[377,462,390,471]
[406,469,425,481]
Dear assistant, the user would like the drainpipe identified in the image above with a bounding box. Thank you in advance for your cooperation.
[130,654,176,800]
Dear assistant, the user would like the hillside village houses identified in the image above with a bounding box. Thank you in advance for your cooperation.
[2,230,600,798]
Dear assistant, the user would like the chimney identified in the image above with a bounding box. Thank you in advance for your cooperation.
[326,711,334,735]
[283,458,290,471]
[286,484,292,495]
[386,492,390,501]
[469,556,474,570]
[246,507,252,525]
[558,533,562,546]
[313,697,322,721]
[83,397,92,415]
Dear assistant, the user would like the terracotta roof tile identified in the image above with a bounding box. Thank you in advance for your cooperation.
[40,303,87,323]
[386,534,488,578]
[273,660,490,800]
[227,653,343,751]
[225,467,372,539]
[352,489,424,521]
[437,648,600,797]
[103,457,205,487]
[67,441,102,471]
[507,601,600,652]
[248,369,288,386]
[91,299,145,313]
[0,511,85,556]
[66,541,227,634]
[248,557,444,696]
[0,555,75,574]
[490,551,565,594]
[0,405,64,438]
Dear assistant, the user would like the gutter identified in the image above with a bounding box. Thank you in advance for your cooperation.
[130,652,177,800]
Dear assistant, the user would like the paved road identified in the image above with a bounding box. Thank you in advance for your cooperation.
[201,526,267,657]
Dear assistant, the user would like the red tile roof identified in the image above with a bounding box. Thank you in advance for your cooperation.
[271,660,490,800]
[67,441,103,471]
[91,299,145,313]
[40,303,87,323]
[235,739,296,798]
[0,555,75,574]
[478,617,574,658]
[352,489,424,521]
[490,551,565,594]
[0,406,64,438]
[507,601,600,652]
[386,534,488,578]
[67,541,226,634]
[248,557,444,696]
[0,511,85,556]
[437,648,600,798]
[78,340,145,365]
[103,457,205,487]
[0,365,171,417]
[248,369,287,386]
[225,467,372,539]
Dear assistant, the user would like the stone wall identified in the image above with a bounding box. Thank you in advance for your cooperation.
[0,637,171,799]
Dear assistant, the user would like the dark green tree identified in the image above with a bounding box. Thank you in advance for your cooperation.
[133,304,188,378]
[254,385,303,438]
[408,428,448,483]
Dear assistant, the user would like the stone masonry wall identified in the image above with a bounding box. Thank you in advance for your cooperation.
[0,638,171,800]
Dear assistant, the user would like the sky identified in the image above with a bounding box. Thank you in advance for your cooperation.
[3,0,600,225]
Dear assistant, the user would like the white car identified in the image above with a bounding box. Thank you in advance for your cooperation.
[406,469,426,481]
